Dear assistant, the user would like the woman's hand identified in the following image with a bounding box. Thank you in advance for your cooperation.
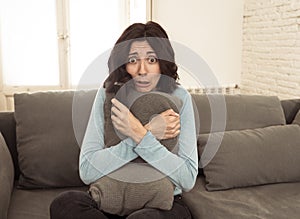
[111,98,147,144]
[144,109,180,140]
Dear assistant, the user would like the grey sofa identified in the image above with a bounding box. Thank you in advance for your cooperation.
[0,90,300,219]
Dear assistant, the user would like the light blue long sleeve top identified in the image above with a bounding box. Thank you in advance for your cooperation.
[79,85,198,195]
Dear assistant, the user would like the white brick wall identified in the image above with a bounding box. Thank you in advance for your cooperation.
[241,0,300,99]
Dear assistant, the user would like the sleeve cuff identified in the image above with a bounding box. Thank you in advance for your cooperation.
[136,131,158,148]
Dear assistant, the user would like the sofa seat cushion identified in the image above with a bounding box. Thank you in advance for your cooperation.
[182,176,300,219]
[8,186,87,219]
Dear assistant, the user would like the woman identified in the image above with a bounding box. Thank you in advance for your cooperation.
[50,21,198,219]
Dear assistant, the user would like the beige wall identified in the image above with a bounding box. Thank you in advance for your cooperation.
[241,0,300,99]
[152,0,244,87]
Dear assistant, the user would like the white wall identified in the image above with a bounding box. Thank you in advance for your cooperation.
[241,0,300,99]
[152,0,244,88]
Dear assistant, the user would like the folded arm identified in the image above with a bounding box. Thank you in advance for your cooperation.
[79,88,138,185]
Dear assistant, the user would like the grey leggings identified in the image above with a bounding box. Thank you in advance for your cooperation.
[50,190,192,219]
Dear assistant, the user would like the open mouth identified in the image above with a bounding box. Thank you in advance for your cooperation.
[135,80,151,88]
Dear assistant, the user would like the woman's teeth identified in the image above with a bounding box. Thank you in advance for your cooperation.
[136,81,149,85]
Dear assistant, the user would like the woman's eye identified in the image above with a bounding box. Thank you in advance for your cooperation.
[148,56,158,64]
[128,57,137,64]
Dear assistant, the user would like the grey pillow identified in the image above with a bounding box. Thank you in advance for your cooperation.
[0,133,14,219]
[89,165,175,216]
[292,109,300,125]
[191,94,286,134]
[89,92,182,216]
[14,91,95,188]
[199,125,300,191]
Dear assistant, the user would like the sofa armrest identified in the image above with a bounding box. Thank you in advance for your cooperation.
[0,133,14,219]
[0,112,19,180]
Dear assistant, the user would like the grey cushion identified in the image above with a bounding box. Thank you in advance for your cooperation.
[90,92,181,216]
[89,165,174,216]
[191,94,286,134]
[14,91,96,188]
[199,125,300,191]
[0,133,14,219]
[130,92,182,149]
[103,91,182,150]
[292,109,300,125]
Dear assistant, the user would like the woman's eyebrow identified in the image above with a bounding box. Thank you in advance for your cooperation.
[128,52,138,56]
[128,51,156,56]
[147,51,156,54]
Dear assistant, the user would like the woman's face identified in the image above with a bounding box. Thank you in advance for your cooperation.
[126,40,161,92]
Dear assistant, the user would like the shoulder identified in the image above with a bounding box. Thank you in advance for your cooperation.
[91,87,107,107]
[172,86,195,114]
[95,87,106,100]
[172,85,191,100]
[98,87,106,97]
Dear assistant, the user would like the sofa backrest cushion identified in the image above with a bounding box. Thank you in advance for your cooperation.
[191,94,286,134]
[14,90,96,188]
[199,124,300,191]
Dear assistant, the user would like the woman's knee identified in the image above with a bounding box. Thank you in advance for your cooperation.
[50,190,97,219]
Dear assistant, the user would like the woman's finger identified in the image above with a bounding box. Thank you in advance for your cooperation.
[111,99,130,122]
[111,98,127,111]
[161,109,179,117]
[111,106,123,119]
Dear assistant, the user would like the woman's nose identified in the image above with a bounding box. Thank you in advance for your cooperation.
[138,59,147,75]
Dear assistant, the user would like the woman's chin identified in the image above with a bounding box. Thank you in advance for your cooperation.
[135,86,153,93]
[136,88,151,93]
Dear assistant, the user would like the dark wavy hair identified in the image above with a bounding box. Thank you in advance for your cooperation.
[103,21,179,93]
